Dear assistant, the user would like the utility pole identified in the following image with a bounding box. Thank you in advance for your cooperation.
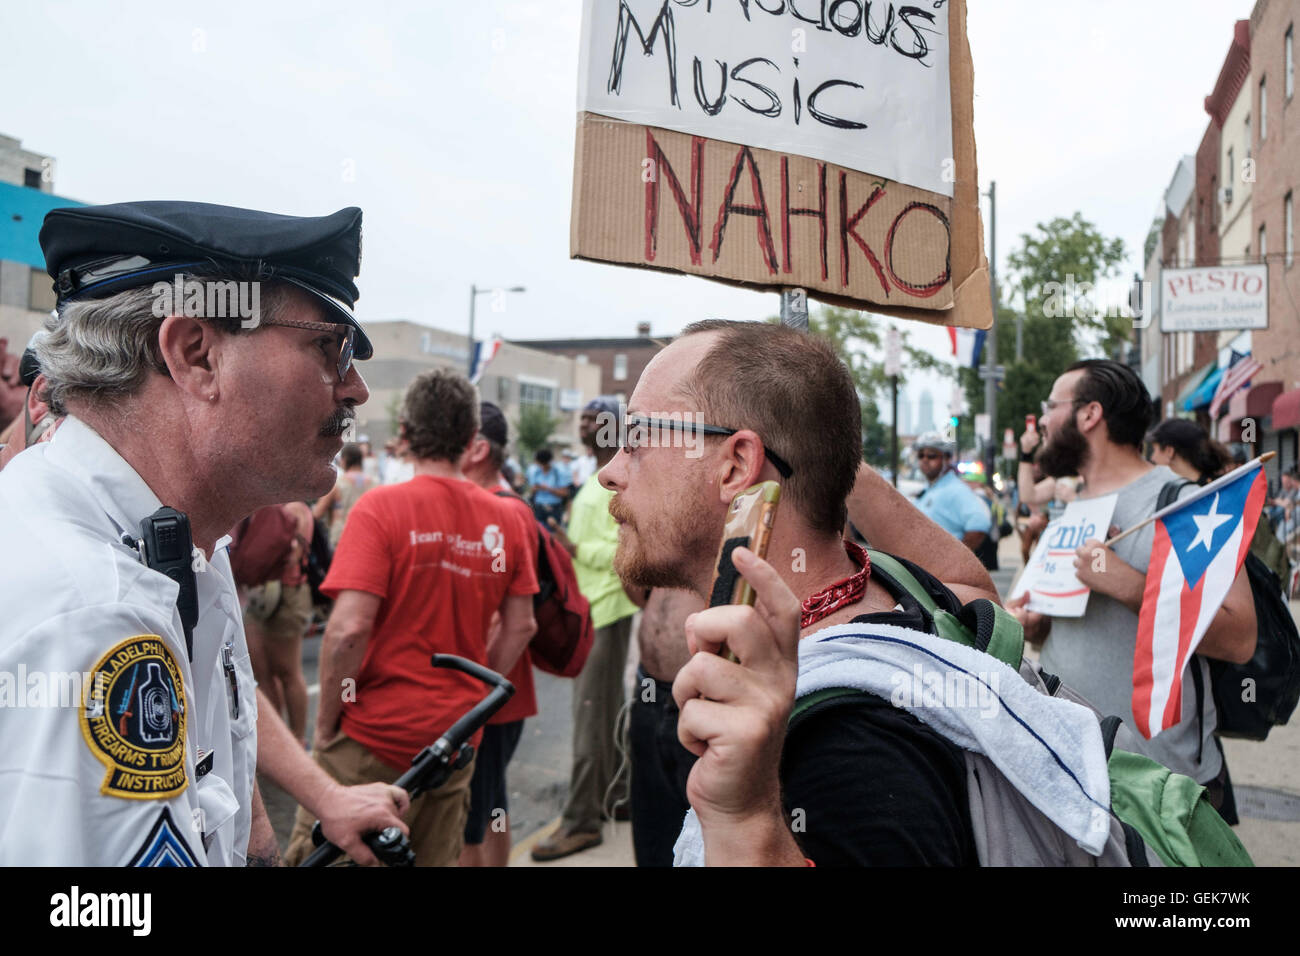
[467,283,526,375]
[885,326,901,487]
[982,181,1001,476]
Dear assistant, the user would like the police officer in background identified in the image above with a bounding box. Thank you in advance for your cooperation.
[912,431,992,560]
[0,201,409,865]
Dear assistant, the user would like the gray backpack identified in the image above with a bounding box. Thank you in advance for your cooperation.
[788,551,1253,867]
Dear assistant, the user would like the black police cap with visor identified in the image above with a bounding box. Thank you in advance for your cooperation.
[38,200,374,364]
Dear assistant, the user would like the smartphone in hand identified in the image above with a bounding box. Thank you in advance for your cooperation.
[705,481,781,660]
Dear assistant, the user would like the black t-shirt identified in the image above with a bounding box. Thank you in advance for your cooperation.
[778,553,979,866]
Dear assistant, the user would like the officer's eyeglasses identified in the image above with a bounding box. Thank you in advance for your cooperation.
[622,415,794,479]
[260,317,356,383]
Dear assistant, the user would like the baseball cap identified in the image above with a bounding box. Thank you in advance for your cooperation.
[583,395,620,419]
[479,401,508,446]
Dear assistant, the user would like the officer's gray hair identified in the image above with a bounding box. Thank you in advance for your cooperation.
[35,278,290,415]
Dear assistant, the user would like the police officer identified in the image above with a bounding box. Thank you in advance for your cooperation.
[0,201,402,865]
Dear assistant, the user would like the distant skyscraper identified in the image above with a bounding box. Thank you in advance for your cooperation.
[917,389,935,434]
[897,393,913,435]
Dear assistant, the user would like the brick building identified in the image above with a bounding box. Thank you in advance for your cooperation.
[1249,0,1300,474]
[510,321,669,405]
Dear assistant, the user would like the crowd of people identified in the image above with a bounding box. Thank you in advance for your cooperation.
[0,199,1274,868]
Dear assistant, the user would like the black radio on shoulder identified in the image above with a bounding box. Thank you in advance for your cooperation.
[135,507,200,661]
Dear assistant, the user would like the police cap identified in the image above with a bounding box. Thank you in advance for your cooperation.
[38,201,372,359]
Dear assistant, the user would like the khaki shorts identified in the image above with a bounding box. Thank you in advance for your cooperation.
[284,733,474,867]
[245,581,312,642]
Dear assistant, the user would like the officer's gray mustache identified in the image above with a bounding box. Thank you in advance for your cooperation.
[320,406,355,437]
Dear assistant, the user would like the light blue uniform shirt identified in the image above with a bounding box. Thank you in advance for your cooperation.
[916,470,992,539]
[527,462,571,507]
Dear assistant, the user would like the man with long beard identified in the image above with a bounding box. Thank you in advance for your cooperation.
[1009,359,1255,821]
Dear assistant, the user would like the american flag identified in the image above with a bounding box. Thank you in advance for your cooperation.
[948,327,986,369]
[469,336,502,385]
[1208,354,1264,419]
[1131,461,1266,738]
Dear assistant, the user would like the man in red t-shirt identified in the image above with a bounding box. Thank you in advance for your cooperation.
[457,401,539,867]
[284,371,537,867]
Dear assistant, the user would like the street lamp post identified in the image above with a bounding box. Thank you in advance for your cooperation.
[981,181,1001,478]
[468,284,526,375]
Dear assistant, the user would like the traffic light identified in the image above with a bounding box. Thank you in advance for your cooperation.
[950,416,959,428]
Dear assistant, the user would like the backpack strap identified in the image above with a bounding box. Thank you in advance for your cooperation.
[1156,478,1193,511]
[867,550,1023,670]
[788,687,870,730]
[1099,714,1123,759]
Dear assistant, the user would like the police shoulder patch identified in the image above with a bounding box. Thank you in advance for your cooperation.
[128,806,199,867]
[80,635,188,800]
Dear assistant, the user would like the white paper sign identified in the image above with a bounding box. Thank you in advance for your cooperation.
[1159,265,1268,333]
[577,0,954,196]
[1010,494,1118,618]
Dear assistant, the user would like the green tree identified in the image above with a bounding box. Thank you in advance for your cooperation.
[1143,216,1163,267]
[961,213,1128,451]
[514,403,560,461]
[1005,211,1128,357]
[767,307,949,468]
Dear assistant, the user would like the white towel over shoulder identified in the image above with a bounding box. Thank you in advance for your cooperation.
[674,622,1112,866]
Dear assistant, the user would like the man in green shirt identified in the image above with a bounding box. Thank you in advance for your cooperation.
[532,397,641,861]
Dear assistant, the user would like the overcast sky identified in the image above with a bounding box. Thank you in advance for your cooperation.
[4,0,1257,415]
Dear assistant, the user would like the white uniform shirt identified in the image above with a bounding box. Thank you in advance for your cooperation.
[0,416,257,866]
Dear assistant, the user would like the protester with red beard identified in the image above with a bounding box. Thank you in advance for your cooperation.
[595,320,1007,865]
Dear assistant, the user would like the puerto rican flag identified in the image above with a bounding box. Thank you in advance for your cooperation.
[948,327,986,369]
[1131,461,1267,738]
[469,336,502,385]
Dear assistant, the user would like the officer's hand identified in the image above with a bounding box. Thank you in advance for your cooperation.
[318,781,411,867]
[671,546,805,866]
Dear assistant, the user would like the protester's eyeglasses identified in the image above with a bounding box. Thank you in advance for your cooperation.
[261,316,356,383]
[1040,398,1084,416]
[622,415,794,479]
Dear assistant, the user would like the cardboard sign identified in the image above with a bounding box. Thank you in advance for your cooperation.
[1009,495,1118,618]
[577,0,953,196]
[570,0,990,326]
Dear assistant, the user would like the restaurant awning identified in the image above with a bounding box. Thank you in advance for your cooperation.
[1225,381,1283,421]
[1273,387,1300,430]
[1173,361,1218,410]
[1183,367,1223,410]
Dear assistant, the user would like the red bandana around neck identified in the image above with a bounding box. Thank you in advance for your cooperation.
[800,540,871,629]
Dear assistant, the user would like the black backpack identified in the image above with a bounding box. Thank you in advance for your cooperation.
[305,517,334,608]
[1158,480,1300,740]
